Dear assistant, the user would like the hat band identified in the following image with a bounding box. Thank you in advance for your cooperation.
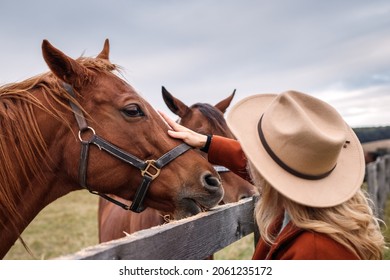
[257,115,336,180]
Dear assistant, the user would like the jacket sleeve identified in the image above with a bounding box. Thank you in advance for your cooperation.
[207,135,252,182]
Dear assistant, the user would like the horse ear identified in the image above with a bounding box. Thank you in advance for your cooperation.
[214,89,236,114]
[162,86,190,118]
[97,39,110,60]
[42,39,92,87]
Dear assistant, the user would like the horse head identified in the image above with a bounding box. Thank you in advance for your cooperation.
[42,39,225,216]
[0,40,224,257]
[162,86,257,203]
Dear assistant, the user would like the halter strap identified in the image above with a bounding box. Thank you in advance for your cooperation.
[63,83,88,130]
[63,82,191,213]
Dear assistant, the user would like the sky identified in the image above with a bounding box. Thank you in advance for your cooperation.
[1,0,390,128]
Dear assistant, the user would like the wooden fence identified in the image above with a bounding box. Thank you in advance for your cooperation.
[57,197,257,260]
[57,156,390,260]
[366,154,390,220]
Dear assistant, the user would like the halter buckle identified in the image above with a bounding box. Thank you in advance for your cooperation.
[141,160,161,180]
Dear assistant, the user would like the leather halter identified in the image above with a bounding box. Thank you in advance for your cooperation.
[63,83,191,213]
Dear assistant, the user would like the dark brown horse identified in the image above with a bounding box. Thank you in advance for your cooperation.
[0,40,223,258]
[98,87,257,242]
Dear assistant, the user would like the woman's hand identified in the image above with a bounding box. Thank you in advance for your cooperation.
[158,110,208,149]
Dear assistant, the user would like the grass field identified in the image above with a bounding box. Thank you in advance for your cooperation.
[4,190,389,260]
[4,191,99,260]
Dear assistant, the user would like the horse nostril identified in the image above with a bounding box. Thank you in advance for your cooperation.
[202,173,221,191]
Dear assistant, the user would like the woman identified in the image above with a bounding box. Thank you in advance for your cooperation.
[159,90,385,260]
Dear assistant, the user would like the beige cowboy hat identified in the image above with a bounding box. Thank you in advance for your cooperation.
[226,90,365,207]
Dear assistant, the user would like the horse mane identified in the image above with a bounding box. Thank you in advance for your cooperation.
[190,103,234,138]
[0,56,118,231]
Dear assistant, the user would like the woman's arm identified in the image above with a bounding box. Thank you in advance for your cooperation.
[159,110,251,181]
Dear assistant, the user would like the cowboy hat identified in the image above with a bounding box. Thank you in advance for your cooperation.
[226,91,365,207]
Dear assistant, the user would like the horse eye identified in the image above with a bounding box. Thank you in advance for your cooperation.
[121,104,145,117]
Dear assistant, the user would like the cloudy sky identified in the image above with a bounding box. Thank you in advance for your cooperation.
[1,0,390,127]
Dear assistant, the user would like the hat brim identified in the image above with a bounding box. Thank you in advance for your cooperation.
[227,94,365,207]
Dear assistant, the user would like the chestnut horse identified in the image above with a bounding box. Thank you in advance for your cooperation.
[98,87,256,242]
[0,40,223,258]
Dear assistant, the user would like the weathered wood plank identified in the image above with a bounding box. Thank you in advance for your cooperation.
[377,158,387,219]
[367,161,379,216]
[366,155,390,220]
[56,197,256,260]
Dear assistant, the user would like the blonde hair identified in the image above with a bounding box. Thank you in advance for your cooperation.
[249,164,386,260]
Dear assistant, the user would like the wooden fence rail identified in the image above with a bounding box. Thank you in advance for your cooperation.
[57,156,390,260]
[57,197,256,260]
[366,155,390,220]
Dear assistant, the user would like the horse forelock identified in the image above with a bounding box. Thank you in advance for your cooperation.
[76,56,118,74]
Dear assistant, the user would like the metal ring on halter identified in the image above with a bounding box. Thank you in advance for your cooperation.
[78,126,96,142]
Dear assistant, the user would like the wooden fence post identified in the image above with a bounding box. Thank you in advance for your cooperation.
[367,161,379,217]
[252,196,260,247]
[366,155,390,220]
[384,155,390,196]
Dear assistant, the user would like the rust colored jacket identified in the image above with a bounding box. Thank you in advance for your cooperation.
[252,218,359,260]
[208,135,359,260]
[208,135,251,182]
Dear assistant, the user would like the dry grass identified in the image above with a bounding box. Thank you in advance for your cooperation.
[4,190,99,260]
[214,234,254,259]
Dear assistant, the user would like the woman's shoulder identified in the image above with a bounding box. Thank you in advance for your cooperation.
[283,229,359,260]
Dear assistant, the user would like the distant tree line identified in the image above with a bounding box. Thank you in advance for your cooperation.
[353,126,390,143]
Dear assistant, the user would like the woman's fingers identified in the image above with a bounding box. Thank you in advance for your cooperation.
[158,110,187,132]
[159,110,207,148]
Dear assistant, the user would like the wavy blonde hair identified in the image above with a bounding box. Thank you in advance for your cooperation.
[249,163,386,260]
